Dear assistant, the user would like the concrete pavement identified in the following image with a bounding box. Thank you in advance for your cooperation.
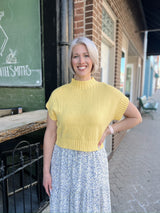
[109,90,160,213]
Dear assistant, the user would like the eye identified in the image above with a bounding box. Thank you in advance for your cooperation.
[73,55,78,59]
[84,54,89,57]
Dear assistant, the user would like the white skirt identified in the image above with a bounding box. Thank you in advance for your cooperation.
[50,145,111,213]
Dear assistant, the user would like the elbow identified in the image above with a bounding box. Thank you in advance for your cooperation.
[137,114,143,125]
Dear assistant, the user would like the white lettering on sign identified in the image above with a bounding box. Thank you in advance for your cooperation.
[0,11,8,56]
[6,49,17,64]
[0,65,32,77]
[0,11,4,21]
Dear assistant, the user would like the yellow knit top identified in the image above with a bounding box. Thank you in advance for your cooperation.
[46,77,129,152]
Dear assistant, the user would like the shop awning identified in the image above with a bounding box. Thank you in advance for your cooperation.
[140,0,160,56]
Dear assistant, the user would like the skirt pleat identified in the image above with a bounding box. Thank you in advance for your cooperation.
[50,145,111,213]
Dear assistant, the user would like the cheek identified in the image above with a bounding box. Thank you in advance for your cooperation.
[88,59,93,67]
[71,59,76,66]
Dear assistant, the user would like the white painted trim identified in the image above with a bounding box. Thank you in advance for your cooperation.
[102,32,115,47]
[102,0,117,43]
[126,64,134,102]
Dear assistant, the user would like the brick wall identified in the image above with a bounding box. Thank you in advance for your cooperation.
[73,0,144,81]
[74,1,85,37]
[105,0,145,151]
[73,0,145,152]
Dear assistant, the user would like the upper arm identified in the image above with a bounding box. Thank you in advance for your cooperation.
[124,101,142,122]
[45,113,57,138]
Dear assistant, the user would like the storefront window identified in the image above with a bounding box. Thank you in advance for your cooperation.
[120,51,125,93]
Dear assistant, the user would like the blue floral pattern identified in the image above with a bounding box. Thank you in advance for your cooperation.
[50,145,111,213]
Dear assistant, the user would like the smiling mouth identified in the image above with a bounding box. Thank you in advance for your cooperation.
[77,66,86,71]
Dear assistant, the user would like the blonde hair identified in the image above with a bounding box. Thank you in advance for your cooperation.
[68,37,99,74]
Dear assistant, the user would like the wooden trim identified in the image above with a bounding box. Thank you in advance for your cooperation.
[0,110,47,143]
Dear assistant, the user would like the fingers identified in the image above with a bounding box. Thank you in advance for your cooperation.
[98,126,111,148]
[44,182,52,197]
[43,175,52,197]
[98,135,105,148]
[45,183,52,197]
[98,139,103,148]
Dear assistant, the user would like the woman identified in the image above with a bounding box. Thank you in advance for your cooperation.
[43,37,142,213]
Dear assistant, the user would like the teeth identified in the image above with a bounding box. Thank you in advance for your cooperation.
[78,67,86,70]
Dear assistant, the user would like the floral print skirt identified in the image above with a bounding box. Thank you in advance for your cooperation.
[50,145,111,213]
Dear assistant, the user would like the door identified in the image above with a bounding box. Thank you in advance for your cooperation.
[101,41,112,156]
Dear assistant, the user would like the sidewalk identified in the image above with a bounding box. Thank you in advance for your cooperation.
[109,90,160,213]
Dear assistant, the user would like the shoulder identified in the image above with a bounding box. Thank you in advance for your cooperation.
[48,83,71,100]
[96,81,123,96]
[51,83,70,95]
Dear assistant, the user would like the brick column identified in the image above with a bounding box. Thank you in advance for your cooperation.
[74,0,85,37]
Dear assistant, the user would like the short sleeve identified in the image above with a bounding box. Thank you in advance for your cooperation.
[46,92,57,121]
[113,92,129,121]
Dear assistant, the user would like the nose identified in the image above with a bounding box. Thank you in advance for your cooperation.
[78,56,85,63]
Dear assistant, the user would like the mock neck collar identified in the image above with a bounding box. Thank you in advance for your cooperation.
[70,77,97,89]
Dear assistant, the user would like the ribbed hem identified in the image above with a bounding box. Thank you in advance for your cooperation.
[56,139,104,152]
[69,77,98,89]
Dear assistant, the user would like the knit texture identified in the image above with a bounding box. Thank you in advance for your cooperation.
[46,78,129,152]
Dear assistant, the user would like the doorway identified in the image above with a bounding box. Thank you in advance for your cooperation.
[101,41,114,156]
[125,64,133,102]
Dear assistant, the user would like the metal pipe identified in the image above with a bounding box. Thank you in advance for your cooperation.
[60,0,68,84]
[137,28,160,33]
[68,0,73,81]
[56,0,61,87]
[142,31,148,95]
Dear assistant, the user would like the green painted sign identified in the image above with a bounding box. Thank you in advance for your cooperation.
[0,0,42,87]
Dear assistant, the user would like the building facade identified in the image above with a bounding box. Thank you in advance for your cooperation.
[0,0,146,155]
[73,0,145,154]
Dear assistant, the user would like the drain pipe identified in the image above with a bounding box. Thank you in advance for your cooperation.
[68,0,73,81]
[60,0,68,85]
[142,31,148,95]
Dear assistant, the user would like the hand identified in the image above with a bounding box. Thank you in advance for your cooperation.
[98,127,110,148]
[43,172,52,197]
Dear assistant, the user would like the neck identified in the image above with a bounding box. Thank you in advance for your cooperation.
[74,74,92,81]
[70,77,97,89]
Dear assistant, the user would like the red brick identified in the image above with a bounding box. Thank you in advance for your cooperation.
[74,2,84,8]
[74,28,84,35]
[86,0,93,4]
[85,17,93,23]
[86,5,93,11]
[75,8,84,15]
[74,15,84,21]
[85,23,93,30]
[77,21,84,28]
[85,11,93,17]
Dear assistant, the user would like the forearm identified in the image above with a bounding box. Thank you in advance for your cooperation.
[111,116,142,134]
[98,102,142,147]
[43,131,57,174]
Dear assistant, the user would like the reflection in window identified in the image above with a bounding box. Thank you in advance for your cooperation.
[125,66,132,99]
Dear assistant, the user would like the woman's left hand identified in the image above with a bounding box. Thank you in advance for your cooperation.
[98,127,110,148]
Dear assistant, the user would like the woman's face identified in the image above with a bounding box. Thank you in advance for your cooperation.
[71,44,93,81]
